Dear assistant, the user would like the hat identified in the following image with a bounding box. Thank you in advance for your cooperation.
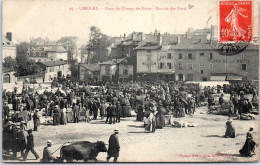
[114,129,119,133]
[55,105,59,108]
[47,140,53,144]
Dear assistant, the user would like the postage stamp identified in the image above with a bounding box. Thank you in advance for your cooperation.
[219,1,252,42]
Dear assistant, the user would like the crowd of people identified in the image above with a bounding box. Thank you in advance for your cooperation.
[2,77,259,161]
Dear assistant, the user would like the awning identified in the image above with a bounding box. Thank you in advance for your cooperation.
[210,76,226,81]
[226,75,242,81]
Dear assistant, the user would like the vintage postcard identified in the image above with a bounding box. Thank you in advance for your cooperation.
[2,0,259,163]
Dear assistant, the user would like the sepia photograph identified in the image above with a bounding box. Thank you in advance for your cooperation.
[2,0,259,163]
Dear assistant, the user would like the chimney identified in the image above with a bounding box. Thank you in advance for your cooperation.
[6,32,12,41]
[157,32,161,44]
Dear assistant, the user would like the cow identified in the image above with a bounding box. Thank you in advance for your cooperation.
[59,141,107,162]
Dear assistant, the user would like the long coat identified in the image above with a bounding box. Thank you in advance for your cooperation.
[42,146,55,162]
[33,112,40,127]
[108,134,120,157]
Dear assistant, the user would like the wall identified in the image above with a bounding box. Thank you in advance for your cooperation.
[2,46,16,61]
[118,64,133,79]
[100,64,117,80]
[136,50,159,73]
[44,64,70,82]
[47,52,68,61]
[170,49,258,81]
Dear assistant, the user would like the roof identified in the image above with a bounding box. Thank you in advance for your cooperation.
[168,37,212,50]
[99,58,126,65]
[135,35,161,50]
[79,63,100,72]
[45,45,67,52]
[37,60,67,67]
[2,36,15,47]
[124,32,143,42]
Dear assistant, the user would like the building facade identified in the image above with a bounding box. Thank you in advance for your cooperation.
[99,58,134,81]
[27,45,68,62]
[136,28,259,82]
[79,63,100,81]
[2,32,16,61]
[36,61,71,82]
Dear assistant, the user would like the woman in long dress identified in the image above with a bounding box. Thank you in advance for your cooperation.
[239,128,256,157]
[60,108,67,125]
[225,116,235,138]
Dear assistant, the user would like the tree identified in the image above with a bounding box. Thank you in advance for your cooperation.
[3,57,16,69]
[86,26,111,64]
[15,42,42,76]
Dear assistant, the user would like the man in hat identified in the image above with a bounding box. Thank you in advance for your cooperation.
[107,129,120,162]
[42,140,56,162]
[73,103,80,123]
[23,129,39,161]
[53,105,60,125]
[3,101,10,120]
[219,94,225,105]
[18,107,30,127]
[106,103,112,124]
[33,109,40,131]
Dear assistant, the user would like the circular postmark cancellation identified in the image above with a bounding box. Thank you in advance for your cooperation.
[209,36,251,56]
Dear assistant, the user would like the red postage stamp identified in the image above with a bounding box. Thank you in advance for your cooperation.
[219,1,252,42]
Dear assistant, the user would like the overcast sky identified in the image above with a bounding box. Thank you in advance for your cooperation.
[3,0,259,43]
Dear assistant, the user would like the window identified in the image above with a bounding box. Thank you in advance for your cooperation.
[200,70,204,74]
[209,63,213,70]
[147,56,151,61]
[123,69,128,75]
[147,50,151,53]
[188,53,192,59]
[199,63,205,67]
[187,63,193,70]
[200,53,204,56]
[167,63,172,69]
[178,53,183,59]
[242,64,247,71]
[178,63,183,70]
[49,67,54,72]
[27,52,30,56]
[167,53,171,59]
[160,63,164,69]
[210,53,213,59]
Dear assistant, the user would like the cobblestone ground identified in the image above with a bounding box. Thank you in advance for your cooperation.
[3,106,259,163]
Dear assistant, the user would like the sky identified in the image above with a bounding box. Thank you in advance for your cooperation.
[2,0,259,43]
